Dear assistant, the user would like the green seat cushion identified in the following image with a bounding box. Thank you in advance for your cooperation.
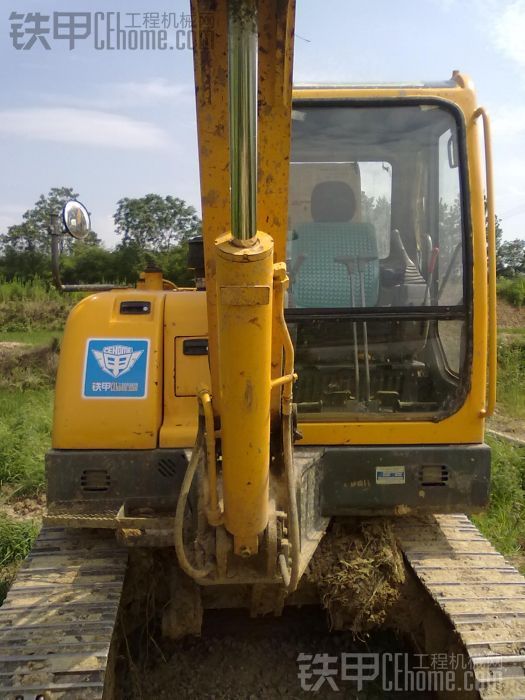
[291,222,379,308]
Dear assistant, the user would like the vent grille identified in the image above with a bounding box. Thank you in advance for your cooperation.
[158,458,179,478]
[419,465,449,487]
[81,469,110,492]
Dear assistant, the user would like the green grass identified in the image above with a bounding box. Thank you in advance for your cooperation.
[0,389,53,496]
[0,298,73,332]
[0,341,59,391]
[0,278,62,302]
[0,277,85,304]
[0,279,81,333]
[0,329,63,345]
[0,516,39,602]
[0,516,39,567]
[497,340,525,418]
[473,436,525,560]
[497,276,525,307]
[500,327,525,337]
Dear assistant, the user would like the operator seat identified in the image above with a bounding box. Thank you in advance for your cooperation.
[291,180,379,308]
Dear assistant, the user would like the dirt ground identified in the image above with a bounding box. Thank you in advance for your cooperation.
[0,338,59,389]
[488,411,525,443]
[0,487,46,521]
[0,341,27,354]
[120,608,430,700]
[497,299,525,329]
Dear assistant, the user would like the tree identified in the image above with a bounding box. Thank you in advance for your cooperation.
[156,244,194,286]
[0,247,50,280]
[0,187,79,256]
[0,189,201,284]
[0,186,95,280]
[495,213,503,251]
[485,202,525,277]
[60,244,116,285]
[114,194,201,251]
[497,239,525,277]
[107,243,194,286]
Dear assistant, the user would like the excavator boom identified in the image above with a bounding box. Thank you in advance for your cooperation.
[191,0,295,411]
[3,2,525,699]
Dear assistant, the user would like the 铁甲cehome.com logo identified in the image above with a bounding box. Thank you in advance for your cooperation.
[297,652,502,693]
[9,11,214,51]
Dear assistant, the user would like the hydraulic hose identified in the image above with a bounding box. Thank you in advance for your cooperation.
[283,408,300,592]
[174,414,214,580]
[274,264,301,592]
[198,388,223,527]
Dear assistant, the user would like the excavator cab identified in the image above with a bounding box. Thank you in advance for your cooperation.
[284,79,496,516]
[288,94,467,419]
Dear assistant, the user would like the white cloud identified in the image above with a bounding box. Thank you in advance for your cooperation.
[493,1,525,67]
[114,78,192,103]
[0,108,169,150]
[491,104,525,139]
[38,79,193,111]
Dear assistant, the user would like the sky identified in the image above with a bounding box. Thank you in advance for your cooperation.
[0,0,524,247]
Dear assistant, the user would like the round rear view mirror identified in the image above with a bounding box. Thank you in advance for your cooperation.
[62,200,91,240]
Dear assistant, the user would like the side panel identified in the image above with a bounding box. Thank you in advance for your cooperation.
[52,290,165,449]
[46,449,188,513]
[160,291,209,448]
[320,444,491,515]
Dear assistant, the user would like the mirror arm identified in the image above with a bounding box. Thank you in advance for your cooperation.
[50,214,65,292]
[60,283,127,292]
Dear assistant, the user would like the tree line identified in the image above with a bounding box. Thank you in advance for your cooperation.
[1,187,524,285]
[0,187,202,286]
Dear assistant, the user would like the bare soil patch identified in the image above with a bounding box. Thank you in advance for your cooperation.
[488,411,525,444]
[497,299,525,329]
[0,339,59,389]
[0,341,28,353]
[122,608,427,699]
[0,487,46,521]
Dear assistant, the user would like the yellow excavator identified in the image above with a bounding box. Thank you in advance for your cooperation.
[3,0,524,698]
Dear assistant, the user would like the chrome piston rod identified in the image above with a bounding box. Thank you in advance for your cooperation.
[228,0,258,243]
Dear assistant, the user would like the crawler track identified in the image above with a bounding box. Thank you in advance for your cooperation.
[3,518,525,698]
[0,527,127,700]
[396,514,525,699]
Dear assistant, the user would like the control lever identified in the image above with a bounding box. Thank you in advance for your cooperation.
[334,256,360,401]
[423,246,440,306]
[334,255,376,403]
[288,253,306,308]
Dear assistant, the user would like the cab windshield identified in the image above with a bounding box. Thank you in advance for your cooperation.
[287,101,469,421]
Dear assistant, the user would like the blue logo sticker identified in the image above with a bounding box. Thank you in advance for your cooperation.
[83,339,149,399]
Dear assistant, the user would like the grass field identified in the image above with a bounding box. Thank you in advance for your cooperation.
[0,329,63,345]
[0,390,52,495]
[0,278,79,334]
[0,516,39,601]
[498,276,525,307]
[474,436,525,559]
[498,339,525,418]
[0,282,524,603]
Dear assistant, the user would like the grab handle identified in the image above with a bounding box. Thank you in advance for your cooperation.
[474,107,496,417]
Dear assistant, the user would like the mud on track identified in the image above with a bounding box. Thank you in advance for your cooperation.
[117,608,431,699]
